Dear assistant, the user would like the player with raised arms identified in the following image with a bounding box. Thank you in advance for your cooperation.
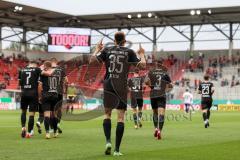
[89,32,146,156]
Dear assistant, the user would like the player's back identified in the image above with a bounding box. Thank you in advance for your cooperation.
[199,81,214,100]
[183,92,193,104]
[52,66,66,95]
[148,68,171,98]
[19,67,41,96]
[128,76,144,92]
[99,46,139,81]
[98,45,140,94]
[40,70,61,96]
[128,76,144,98]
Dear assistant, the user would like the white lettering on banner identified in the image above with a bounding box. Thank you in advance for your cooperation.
[0,103,17,110]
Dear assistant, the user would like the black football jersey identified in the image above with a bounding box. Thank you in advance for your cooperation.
[19,67,41,93]
[97,46,140,82]
[40,69,62,96]
[128,76,144,98]
[148,68,171,98]
[128,76,144,91]
[52,66,66,95]
[198,81,214,99]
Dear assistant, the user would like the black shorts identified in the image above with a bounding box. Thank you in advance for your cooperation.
[20,95,38,112]
[131,97,143,108]
[150,97,166,109]
[68,96,75,103]
[57,94,63,108]
[41,94,59,112]
[201,99,212,110]
[184,103,191,108]
[103,81,127,110]
[38,103,43,114]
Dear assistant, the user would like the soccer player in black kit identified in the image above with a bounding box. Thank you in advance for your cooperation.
[18,61,41,138]
[38,61,61,139]
[89,32,146,156]
[36,58,67,134]
[128,69,145,129]
[198,75,214,128]
[145,60,173,140]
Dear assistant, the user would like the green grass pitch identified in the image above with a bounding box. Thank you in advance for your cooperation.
[0,110,239,160]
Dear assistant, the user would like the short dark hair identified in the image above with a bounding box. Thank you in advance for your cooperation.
[204,74,210,81]
[114,31,126,45]
[50,57,58,63]
[29,60,37,65]
[157,59,163,65]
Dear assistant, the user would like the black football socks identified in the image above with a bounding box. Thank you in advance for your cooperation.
[21,111,26,128]
[153,113,158,129]
[28,116,34,133]
[133,113,138,125]
[207,110,211,120]
[44,117,50,133]
[38,113,44,124]
[103,119,111,143]
[115,122,124,152]
[158,115,165,131]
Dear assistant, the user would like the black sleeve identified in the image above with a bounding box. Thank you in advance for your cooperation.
[128,79,133,87]
[128,49,140,64]
[39,75,43,83]
[36,68,41,77]
[198,83,202,91]
[164,74,172,83]
[62,68,66,77]
[96,48,107,62]
[18,70,22,80]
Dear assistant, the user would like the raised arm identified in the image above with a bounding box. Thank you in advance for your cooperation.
[136,44,146,69]
[89,39,104,65]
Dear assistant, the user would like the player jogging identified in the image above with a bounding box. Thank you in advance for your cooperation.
[128,69,145,129]
[145,60,173,140]
[198,75,214,128]
[89,32,146,156]
[183,88,194,113]
[18,61,41,138]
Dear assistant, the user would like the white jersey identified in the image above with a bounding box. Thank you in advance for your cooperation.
[183,92,193,104]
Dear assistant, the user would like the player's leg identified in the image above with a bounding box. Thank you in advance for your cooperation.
[50,97,60,138]
[42,97,51,138]
[157,107,165,140]
[137,98,144,128]
[36,103,43,134]
[26,97,38,138]
[114,108,125,156]
[156,98,166,140]
[131,96,138,129]
[132,107,138,129]
[185,104,189,113]
[201,102,209,128]
[20,97,27,138]
[21,109,27,138]
[103,107,112,155]
[206,100,212,127]
[44,110,51,139]
[26,111,35,138]
[190,104,195,112]
[151,98,158,137]
[56,95,63,134]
